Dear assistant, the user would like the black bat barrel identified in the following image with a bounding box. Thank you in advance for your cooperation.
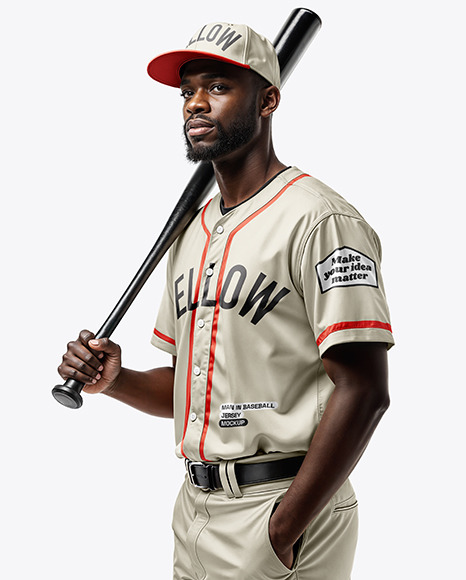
[52,8,322,409]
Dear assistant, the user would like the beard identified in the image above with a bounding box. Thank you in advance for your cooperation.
[184,101,258,163]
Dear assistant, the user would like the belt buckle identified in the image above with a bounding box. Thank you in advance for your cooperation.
[185,460,216,490]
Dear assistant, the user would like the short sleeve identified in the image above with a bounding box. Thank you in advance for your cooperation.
[151,250,177,356]
[301,214,395,356]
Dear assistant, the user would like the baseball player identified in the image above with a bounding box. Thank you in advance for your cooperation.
[58,21,394,579]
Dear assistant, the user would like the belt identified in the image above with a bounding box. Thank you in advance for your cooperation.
[185,456,305,491]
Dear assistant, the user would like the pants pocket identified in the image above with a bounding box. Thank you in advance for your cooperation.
[261,496,298,577]
[332,479,358,515]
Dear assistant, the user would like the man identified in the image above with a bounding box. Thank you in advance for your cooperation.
[58,21,394,579]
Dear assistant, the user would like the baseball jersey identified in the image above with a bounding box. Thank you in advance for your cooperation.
[151,166,394,462]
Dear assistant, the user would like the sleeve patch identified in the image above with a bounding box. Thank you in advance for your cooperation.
[315,246,378,293]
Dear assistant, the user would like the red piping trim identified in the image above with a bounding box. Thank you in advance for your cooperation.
[201,201,211,236]
[199,174,309,461]
[153,328,175,346]
[317,320,393,347]
[180,200,212,459]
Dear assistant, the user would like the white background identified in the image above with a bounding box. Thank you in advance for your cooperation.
[1,0,464,578]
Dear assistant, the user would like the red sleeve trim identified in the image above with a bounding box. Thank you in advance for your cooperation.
[317,320,393,346]
[153,327,175,346]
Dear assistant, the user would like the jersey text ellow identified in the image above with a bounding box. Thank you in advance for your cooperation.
[174,264,290,325]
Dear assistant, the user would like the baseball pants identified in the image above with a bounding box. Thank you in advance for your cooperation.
[172,456,358,579]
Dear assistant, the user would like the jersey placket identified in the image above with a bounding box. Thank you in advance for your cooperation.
[182,214,230,462]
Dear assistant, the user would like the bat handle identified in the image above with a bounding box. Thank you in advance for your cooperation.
[52,378,84,409]
[52,324,115,409]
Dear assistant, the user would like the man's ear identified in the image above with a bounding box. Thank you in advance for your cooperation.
[259,86,281,118]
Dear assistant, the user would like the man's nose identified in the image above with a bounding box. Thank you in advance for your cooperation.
[186,89,211,115]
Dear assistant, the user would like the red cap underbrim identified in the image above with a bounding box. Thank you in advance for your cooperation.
[147,49,251,88]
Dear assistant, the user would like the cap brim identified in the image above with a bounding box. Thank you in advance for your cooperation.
[147,50,251,88]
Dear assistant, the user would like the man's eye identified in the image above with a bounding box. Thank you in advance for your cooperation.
[180,90,193,99]
[211,84,226,93]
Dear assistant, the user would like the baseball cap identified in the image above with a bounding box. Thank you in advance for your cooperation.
[147,22,280,89]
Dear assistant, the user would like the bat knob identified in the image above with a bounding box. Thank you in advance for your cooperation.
[52,381,84,409]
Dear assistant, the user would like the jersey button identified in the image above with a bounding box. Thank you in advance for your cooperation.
[197,319,205,328]
[216,225,224,234]
[206,267,214,277]
[193,365,201,376]
[190,412,197,422]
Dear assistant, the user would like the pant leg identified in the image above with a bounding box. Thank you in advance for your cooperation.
[295,478,359,579]
[172,476,208,580]
[172,475,358,580]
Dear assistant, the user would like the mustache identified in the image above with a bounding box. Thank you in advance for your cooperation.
[184,114,219,134]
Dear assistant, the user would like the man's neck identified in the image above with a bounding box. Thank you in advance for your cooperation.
[212,145,287,208]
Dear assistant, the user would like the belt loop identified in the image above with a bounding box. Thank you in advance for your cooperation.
[218,461,234,498]
[226,460,243,499]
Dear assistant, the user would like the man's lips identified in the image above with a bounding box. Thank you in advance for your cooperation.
[186,118,215,137]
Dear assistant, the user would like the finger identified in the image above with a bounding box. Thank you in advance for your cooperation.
[66,340,102,372]
[77,329,104,360]
[78,329,95,346]
[62,352,103,382]
[58,361,101,385]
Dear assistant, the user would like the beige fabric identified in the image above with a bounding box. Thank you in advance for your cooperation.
[152,167,394,462]
[172,472,358,579]
[147,22,280,88]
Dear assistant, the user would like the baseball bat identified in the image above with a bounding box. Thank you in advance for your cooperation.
[52,7,322,409]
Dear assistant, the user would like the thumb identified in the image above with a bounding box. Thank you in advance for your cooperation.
[88,337,120,356]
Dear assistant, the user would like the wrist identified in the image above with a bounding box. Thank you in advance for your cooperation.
[269,511,295,554]
[102,368,124,397]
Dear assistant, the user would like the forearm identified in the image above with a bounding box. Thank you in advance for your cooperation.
[103,366,175,418]
[271,383,388,550]
[270,342,390,555]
